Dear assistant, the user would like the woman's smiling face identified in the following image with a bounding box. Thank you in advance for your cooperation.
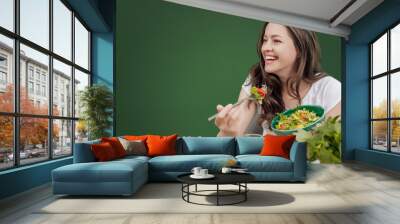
[261,23,298,77]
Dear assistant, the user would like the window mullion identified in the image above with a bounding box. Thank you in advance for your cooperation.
[71,10,76,155]
[370,45,373,149]
[388,30,391,153]
[49,0,53,160]
[13,0,20,167]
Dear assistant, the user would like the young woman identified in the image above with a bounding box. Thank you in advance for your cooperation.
[215,22,341,137]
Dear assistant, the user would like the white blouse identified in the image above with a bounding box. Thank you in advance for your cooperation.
[241,75,341,135]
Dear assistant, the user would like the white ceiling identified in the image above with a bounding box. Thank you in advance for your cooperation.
[163,0,384,38]
[228,0,352,22]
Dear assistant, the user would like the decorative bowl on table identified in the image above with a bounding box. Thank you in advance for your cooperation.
[271,105,325,135]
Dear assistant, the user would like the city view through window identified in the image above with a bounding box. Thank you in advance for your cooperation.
[0,0,91,170]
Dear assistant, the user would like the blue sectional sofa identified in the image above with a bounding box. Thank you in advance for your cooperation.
[52,137,307,196]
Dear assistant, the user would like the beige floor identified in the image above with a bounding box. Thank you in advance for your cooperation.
[1,162,400,224]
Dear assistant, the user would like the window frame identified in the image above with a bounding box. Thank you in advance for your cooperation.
[370,20,400,154]
[0,0,92,171]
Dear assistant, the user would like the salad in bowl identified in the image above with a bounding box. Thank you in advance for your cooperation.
[271,105,325,135]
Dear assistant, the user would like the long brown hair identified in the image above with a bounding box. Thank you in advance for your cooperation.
[245,22,326,129]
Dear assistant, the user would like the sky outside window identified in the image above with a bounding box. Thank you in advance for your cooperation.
[372,34,387,76]
[20,0,49,49]
[74,18,89,70]
[0,0,14,31]
[391,24,400,70]
[53,0,72,60]
[1,0,89,69]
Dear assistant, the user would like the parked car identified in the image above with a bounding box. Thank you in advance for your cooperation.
[8,150,32,160]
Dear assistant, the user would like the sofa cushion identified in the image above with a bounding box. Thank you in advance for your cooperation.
[91,142,118,161]
[148,154,235,172]
[114,155,150,163]
[118,137,147,156]
[236,137,263,155]
[101,137,127,158]
[52,158,147,183]
[178,137,235,155]
[260,135,296,159]
[147,134,178,157]
[236,155,293,172]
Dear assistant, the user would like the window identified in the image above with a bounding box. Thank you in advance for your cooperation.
[0,71,6,85]
[41,73,46,83]
[0,54,8,87]
[53,0,72,60]
[371,23,400,154]
[35,83,40,95]
[28,81,34,94]
[20,0,49,49]
[75,18,89,70]
[35,70,40,81]
[53,59,71,117]
[74,69,89,119]
[28,67,34,80]
[0,0,91,170]
[42,85,46,97]
[0,55,6,67]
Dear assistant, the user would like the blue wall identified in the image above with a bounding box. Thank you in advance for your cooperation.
[344,0,400,171]
[0,0,115,200]
[92,31,114,135]
[92,32,114,95]
[0,158,72,199]
[91,0,114,134]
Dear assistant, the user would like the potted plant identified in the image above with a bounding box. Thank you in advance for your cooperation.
[79,84,113,140]
[294,115,341,163]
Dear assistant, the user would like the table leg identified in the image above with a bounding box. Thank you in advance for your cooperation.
[188,184,190,202]
[181,184,183,199]
[217,184,219,206]
[245,183,247,201]
[195,184,197,192]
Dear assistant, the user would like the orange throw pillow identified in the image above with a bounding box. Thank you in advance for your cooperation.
[101,137,127,158]
[260,134,296,159]
[146,134,178,157]
[91,142,117,161]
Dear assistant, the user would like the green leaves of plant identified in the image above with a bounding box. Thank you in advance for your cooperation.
[294,115,341,163]
[79,84,113,140]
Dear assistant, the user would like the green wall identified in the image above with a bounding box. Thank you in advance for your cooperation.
[115,0,342,136]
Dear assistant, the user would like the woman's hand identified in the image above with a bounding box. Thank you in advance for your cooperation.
[215,97,257,137]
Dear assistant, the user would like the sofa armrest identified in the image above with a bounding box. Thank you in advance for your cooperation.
[73,140,100,163]
[289,141,307,181]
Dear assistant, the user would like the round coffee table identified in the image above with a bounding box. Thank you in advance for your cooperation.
[177,173,255,206]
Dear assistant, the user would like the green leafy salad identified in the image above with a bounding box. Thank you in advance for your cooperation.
[275,108,320,130]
